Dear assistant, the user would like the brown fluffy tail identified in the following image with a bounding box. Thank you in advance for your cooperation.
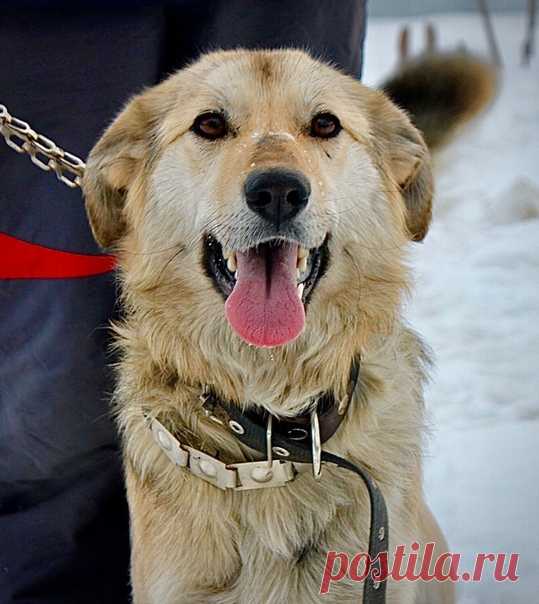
[381,27,498,151]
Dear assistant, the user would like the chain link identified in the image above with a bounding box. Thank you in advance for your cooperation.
[0,103,86,189]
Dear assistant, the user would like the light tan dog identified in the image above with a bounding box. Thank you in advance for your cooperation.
[81,48,480,603]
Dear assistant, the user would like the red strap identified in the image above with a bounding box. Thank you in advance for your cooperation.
[0,232,116,279]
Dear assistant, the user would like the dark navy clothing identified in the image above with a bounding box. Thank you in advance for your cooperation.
[0,2,366,602]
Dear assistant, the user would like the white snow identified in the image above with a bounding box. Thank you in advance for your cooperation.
[364,12,539,603]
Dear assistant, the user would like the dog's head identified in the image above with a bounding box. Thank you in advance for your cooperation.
[84,49,432,354]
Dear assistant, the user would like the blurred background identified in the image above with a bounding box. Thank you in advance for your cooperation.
[371,0,524,16]
[364,3,538,604]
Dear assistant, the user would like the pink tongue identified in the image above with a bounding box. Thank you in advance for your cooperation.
[225,242,305,347]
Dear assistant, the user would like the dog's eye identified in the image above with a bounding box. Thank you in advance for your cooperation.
[192,112,228,140]
[310,113,341,139]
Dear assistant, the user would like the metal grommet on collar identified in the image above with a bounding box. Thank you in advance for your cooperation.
[286,427,309,441]
[272,446,290,457]
[229,420,245,434]
[378,526,385,542]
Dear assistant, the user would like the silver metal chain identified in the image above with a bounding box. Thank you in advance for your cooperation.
[0,103,86,189]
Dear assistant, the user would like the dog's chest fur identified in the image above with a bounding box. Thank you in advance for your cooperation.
[117,325,427,604]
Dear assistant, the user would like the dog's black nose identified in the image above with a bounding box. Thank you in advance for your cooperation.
[244,169,311,227]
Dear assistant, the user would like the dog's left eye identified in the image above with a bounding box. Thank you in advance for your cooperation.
[192,112,228,140]
[310,112,341,139]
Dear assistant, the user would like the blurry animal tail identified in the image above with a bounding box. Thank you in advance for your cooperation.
[381,23,498,151]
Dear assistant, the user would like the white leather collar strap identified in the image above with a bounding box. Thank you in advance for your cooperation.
[146,414,312,490]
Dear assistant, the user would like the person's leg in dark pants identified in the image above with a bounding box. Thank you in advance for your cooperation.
[0,3,365,602]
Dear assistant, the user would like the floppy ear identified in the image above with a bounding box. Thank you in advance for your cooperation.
[83,95,153,249]
[371,92,434,241]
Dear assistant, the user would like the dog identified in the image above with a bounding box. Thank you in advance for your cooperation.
[83,47,494,603]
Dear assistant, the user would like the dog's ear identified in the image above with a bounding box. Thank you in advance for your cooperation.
[83,94,154,249]
[371,92,434,242]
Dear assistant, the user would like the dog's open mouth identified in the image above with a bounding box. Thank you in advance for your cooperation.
[204,235,328,347]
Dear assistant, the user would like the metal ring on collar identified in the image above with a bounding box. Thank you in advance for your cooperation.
[310,410,322,479]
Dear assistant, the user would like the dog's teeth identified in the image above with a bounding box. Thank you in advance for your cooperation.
[297,283,304,299]
[298,247,308,259]
[223,248,233,260]
[296,269,301,280]
[226,254,237,273]
[297,256,307,273]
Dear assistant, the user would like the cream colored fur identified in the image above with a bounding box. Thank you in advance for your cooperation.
[83,49,454,604]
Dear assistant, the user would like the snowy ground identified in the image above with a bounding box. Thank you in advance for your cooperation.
[364,12,539,604]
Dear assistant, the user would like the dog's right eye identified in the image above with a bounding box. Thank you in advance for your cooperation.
[310,112,341,139]
[192,112,228,140]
